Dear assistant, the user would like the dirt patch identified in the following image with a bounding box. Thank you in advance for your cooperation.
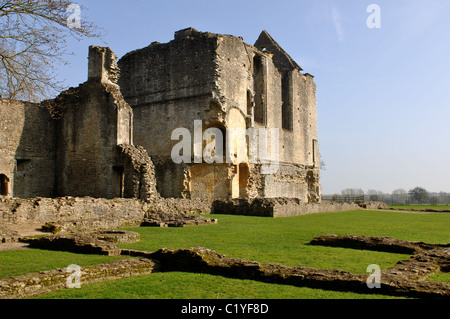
[0,242,30,251]
[0,223,52,251]
[3,223,50,237]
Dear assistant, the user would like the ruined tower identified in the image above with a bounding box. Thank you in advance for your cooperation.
[0,28,320,203]
[118,28,321,202]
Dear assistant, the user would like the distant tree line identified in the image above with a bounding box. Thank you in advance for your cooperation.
[323,187,450,205]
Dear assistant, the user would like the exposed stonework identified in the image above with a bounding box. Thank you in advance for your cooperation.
[0,196,147,232]
[143,246,450,298]
[0,258,156,299]
[0,196,385,235]
[0,224,20,243]
[210,198,388,217]
[309,234,450,297]
[117,144,159,201]
[0,196,219,234]
[0,99,55,198]
[2,230,449,299]
[310,234,450,254]
[142,211,217,228]
[118,27,321,202]
[23,230,140,256]
[0,45,156,201]
[0,28,322,212]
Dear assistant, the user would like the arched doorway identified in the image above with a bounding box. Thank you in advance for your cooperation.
[0,174,10,196]
[190,122,230,199]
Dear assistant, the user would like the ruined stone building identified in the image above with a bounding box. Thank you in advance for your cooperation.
[0,28,321,203]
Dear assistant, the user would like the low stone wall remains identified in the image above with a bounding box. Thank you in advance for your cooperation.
[0,196,388,233]
[211,198,388,217]
[0,258,156,299]
[1,229,449,299]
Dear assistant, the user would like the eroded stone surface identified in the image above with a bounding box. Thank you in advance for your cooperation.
[309,234,449,254]
[22,230,141,256]
[145,246,450,298]
[0,225,20,243]
[0,258,156,299]
[142,211,217,228]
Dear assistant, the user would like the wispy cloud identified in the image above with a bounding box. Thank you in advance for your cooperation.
[331,5,344,43]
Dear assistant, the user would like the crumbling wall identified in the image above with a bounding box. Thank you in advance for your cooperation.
[0,259,156,299]
[54,46,134,199]
[118,29,320,201]
[0,196,147,231]
[117,144,159,201]
[118,29,218,159]
[0,99,55,198]
[210,198,372,217]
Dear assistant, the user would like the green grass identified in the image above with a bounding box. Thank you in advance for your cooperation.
[118,211,449,272]
[2,210,449,299]
[389,204,450,210]
[35,272,399,299]
[0,250,126,279]
[428,272,450,284]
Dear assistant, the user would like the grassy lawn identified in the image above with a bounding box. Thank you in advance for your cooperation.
[1,210,449,299]
[35,272,398,299]
[0,250,126,279]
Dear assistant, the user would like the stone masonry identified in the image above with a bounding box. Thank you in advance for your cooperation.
[119,28,321,202]
[0,27,324,219]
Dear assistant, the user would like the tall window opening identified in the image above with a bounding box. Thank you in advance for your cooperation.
[282,71,293,131]
[253,54,266,124]
[246,90,253,116]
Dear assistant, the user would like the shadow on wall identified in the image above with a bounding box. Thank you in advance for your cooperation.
[13,103,56,198]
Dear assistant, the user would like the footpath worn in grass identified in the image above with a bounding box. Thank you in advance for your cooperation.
[2,210,449,299]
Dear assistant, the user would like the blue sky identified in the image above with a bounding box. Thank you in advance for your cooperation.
[59,0,450,194]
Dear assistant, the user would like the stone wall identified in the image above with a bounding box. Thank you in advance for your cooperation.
[117,144,159,201]
[0,258,156,299]
[0,195,388,234]
[0,197,147,231]
[53,47,134,199]
[0,99,56,198]
[0,28,321,204]
[210,198,381,218]
[118,29,217,160]
[117,28,320,201]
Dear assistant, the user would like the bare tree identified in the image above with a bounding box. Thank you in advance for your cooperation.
[392,188,407,195]
[0,0,102,102]
[340,188,364,201]
[341,188,364,196]
[392,188,407,205]
[367,189,384,202]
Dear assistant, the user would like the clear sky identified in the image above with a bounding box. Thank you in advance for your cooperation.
[58,0,450,194]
